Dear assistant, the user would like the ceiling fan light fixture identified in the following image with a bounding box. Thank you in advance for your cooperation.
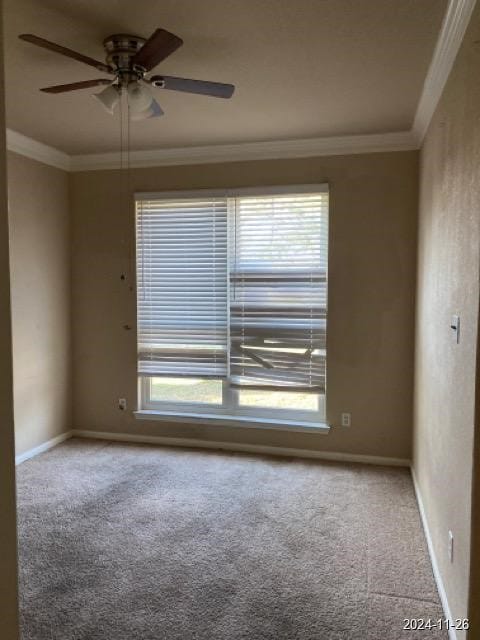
[127,82,163,120]
[20,28,235,116]
[93,84,120,114]
[129,97,164,121]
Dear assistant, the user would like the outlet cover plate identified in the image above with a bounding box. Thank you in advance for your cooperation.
[341,413,351,427]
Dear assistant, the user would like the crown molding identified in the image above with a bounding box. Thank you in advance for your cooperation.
[6,129,71,171]
[413,0,476,143]
[5,128,418,173]
[69,131,418,171]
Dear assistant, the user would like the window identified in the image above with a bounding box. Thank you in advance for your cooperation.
[136,185,328,426]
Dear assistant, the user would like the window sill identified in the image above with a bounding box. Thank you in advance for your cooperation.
[133,410,330,434]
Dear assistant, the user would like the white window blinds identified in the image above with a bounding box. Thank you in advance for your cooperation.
[136,187,328,392]
[230,192,328,392]
[136,197,228,378]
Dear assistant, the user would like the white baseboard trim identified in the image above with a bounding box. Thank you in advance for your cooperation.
[13,425,410,468]
[411,467,457,640]
[15,431,73,465]
[71,429,410,466]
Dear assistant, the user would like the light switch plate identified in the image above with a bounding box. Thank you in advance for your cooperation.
[451,315,460,343]
[448,530,454,563]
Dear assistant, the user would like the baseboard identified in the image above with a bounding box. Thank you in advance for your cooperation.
[14,426,410,468]
[71,429,410,467]
[411,467,457,640]
[15,431,73,465]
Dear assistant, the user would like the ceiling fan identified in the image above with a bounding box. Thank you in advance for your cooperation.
[19,29,235,120]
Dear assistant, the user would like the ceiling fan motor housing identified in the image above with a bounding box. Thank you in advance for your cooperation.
[103,34,146,81]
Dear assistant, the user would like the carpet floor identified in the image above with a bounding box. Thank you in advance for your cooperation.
[17,439,447,640]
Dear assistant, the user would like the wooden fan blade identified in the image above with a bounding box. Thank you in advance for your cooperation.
[40,79,112,93]
[132,28,183,71]
[19,34,113,74]
[149,75,235,99]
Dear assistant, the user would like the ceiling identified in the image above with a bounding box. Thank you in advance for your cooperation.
[3,0,447,155]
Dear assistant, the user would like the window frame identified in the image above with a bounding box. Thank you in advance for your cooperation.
[135,184,329,428]
[140,377,323,423]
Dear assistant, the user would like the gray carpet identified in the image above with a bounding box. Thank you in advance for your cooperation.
[16,439,447,639]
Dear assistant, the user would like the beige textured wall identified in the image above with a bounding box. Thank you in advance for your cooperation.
[469,338,480,640]
[0,1,20,635]
[71,151,418,458]
[413,4,480,635]
[8,152,71,456]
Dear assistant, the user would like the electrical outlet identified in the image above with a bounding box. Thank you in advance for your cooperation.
[448,531,454,563]
[118,398,127,411]
[341,412,351,427]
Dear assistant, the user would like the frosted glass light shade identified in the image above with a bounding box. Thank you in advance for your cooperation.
[128,83,164,120]
[93,84,120,114]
